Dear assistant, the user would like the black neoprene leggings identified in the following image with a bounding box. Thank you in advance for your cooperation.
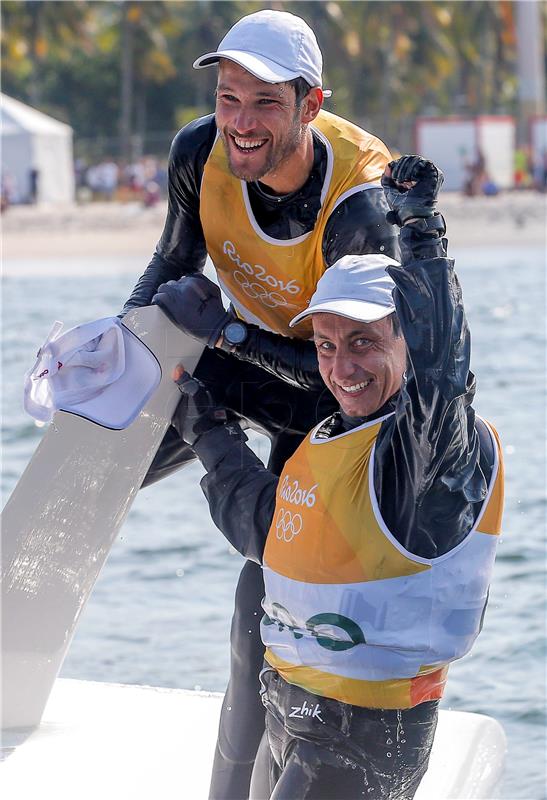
[250,668,439,800]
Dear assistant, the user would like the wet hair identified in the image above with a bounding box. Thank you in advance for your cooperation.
[288,77,313,107]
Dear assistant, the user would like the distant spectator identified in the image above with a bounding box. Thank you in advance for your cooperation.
[29,168,39,204]
[155,160,168,193]
[462,150,487,196]
[532,149,547,193]
[143,180,161,207]
[514,147,532,189]
[86,159,119,200]
[124,160,145,192]
[74,158,89,189]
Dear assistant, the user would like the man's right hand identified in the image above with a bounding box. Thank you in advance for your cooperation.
[172,365,229,446]
[381,155,444,226]
[152,273,232,349]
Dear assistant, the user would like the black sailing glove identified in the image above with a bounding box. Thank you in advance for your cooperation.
[381,155,444,226]
[172,370,230,446]
[152,273,232,348]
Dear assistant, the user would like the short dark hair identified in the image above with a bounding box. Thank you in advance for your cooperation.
[288,76,313,106]
[390,312,402,338]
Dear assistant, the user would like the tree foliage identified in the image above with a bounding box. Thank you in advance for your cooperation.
[1,0,542,157]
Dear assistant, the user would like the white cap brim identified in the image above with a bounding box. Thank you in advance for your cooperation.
[193,50,300,84]
[192,50,332,96]
[289,299,395,328]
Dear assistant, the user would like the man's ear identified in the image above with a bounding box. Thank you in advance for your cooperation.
[300,87,323,124]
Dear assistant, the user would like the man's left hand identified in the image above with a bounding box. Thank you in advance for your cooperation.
[381,155,444,226]
[152,273,232,348]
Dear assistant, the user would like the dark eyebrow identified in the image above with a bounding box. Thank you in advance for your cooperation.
[216,83,283,99]
[314,327,373,340]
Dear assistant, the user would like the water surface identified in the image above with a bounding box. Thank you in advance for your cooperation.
[2,247,545,799]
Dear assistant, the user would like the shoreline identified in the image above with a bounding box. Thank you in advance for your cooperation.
[1,191,545,275]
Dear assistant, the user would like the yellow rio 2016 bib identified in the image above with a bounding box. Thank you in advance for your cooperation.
[261,415,504,709]
[200,110,391,338]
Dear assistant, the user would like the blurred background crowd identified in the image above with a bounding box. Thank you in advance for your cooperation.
[1,0,546,210]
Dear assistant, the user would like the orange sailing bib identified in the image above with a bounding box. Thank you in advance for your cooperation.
[262,416,504,708]
[200,111,391,337]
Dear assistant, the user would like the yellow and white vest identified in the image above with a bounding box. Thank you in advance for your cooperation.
[261,414,504,709]
[200,110,391,338]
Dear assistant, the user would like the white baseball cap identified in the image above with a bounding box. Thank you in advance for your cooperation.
[24,317,161,429]
[193,10,331,96]
[289,254,400,327]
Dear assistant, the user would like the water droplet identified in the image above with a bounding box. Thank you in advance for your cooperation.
[227,706,232,711]
[387,752,392,758]
[386,738,392,745]
[248,629,252,634]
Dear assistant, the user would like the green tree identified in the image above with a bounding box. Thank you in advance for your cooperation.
[1,1,536,159]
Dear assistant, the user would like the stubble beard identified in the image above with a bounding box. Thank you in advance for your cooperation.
[221,114,306,183]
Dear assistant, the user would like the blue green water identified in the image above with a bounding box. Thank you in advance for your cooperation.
[2,247,545,799]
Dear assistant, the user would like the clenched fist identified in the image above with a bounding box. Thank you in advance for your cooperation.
[381,155,444,227]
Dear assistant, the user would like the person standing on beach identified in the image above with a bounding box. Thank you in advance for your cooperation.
[168,155,505,799]
[122,10,398,798]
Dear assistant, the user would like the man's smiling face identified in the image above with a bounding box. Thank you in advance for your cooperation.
[215,60,308,184]
[313,312,407,418]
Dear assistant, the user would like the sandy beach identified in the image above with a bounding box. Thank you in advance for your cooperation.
[2,191,545,275]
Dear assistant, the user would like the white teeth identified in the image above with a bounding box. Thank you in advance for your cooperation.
[339,380,371,393]
[233,137,266,150]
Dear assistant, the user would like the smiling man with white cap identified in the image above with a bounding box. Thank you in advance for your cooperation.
[119,9,399,798]
[168,156,504,798]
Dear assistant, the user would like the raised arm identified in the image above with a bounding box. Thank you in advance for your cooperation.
[374,156,492,558]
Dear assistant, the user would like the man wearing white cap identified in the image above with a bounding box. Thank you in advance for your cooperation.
[169,156,504,798]
[121,9,398,797]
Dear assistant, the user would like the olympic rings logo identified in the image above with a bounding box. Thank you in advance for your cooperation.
[233,270,289,309]
[222,240,301,310]
[275,507,303,543]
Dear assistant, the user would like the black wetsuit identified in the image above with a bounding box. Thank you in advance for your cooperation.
[123,114,399,800]
[188,225,495,799]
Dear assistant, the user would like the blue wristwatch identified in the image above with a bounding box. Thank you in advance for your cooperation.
[222,320,248,348]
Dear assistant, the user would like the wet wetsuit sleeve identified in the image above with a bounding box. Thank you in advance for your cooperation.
[121,116,216,314]
[322,186,400,265]
[374,224,489,558]
[193,425,278,564]
[229,188,400,391]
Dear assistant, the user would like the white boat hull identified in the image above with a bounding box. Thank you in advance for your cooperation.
[0,678,506,799]
[1,307,204,730]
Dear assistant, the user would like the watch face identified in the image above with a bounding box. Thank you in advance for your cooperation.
[224,321,247,345]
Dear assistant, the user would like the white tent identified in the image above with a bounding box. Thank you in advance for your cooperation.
[1,93,75,204]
